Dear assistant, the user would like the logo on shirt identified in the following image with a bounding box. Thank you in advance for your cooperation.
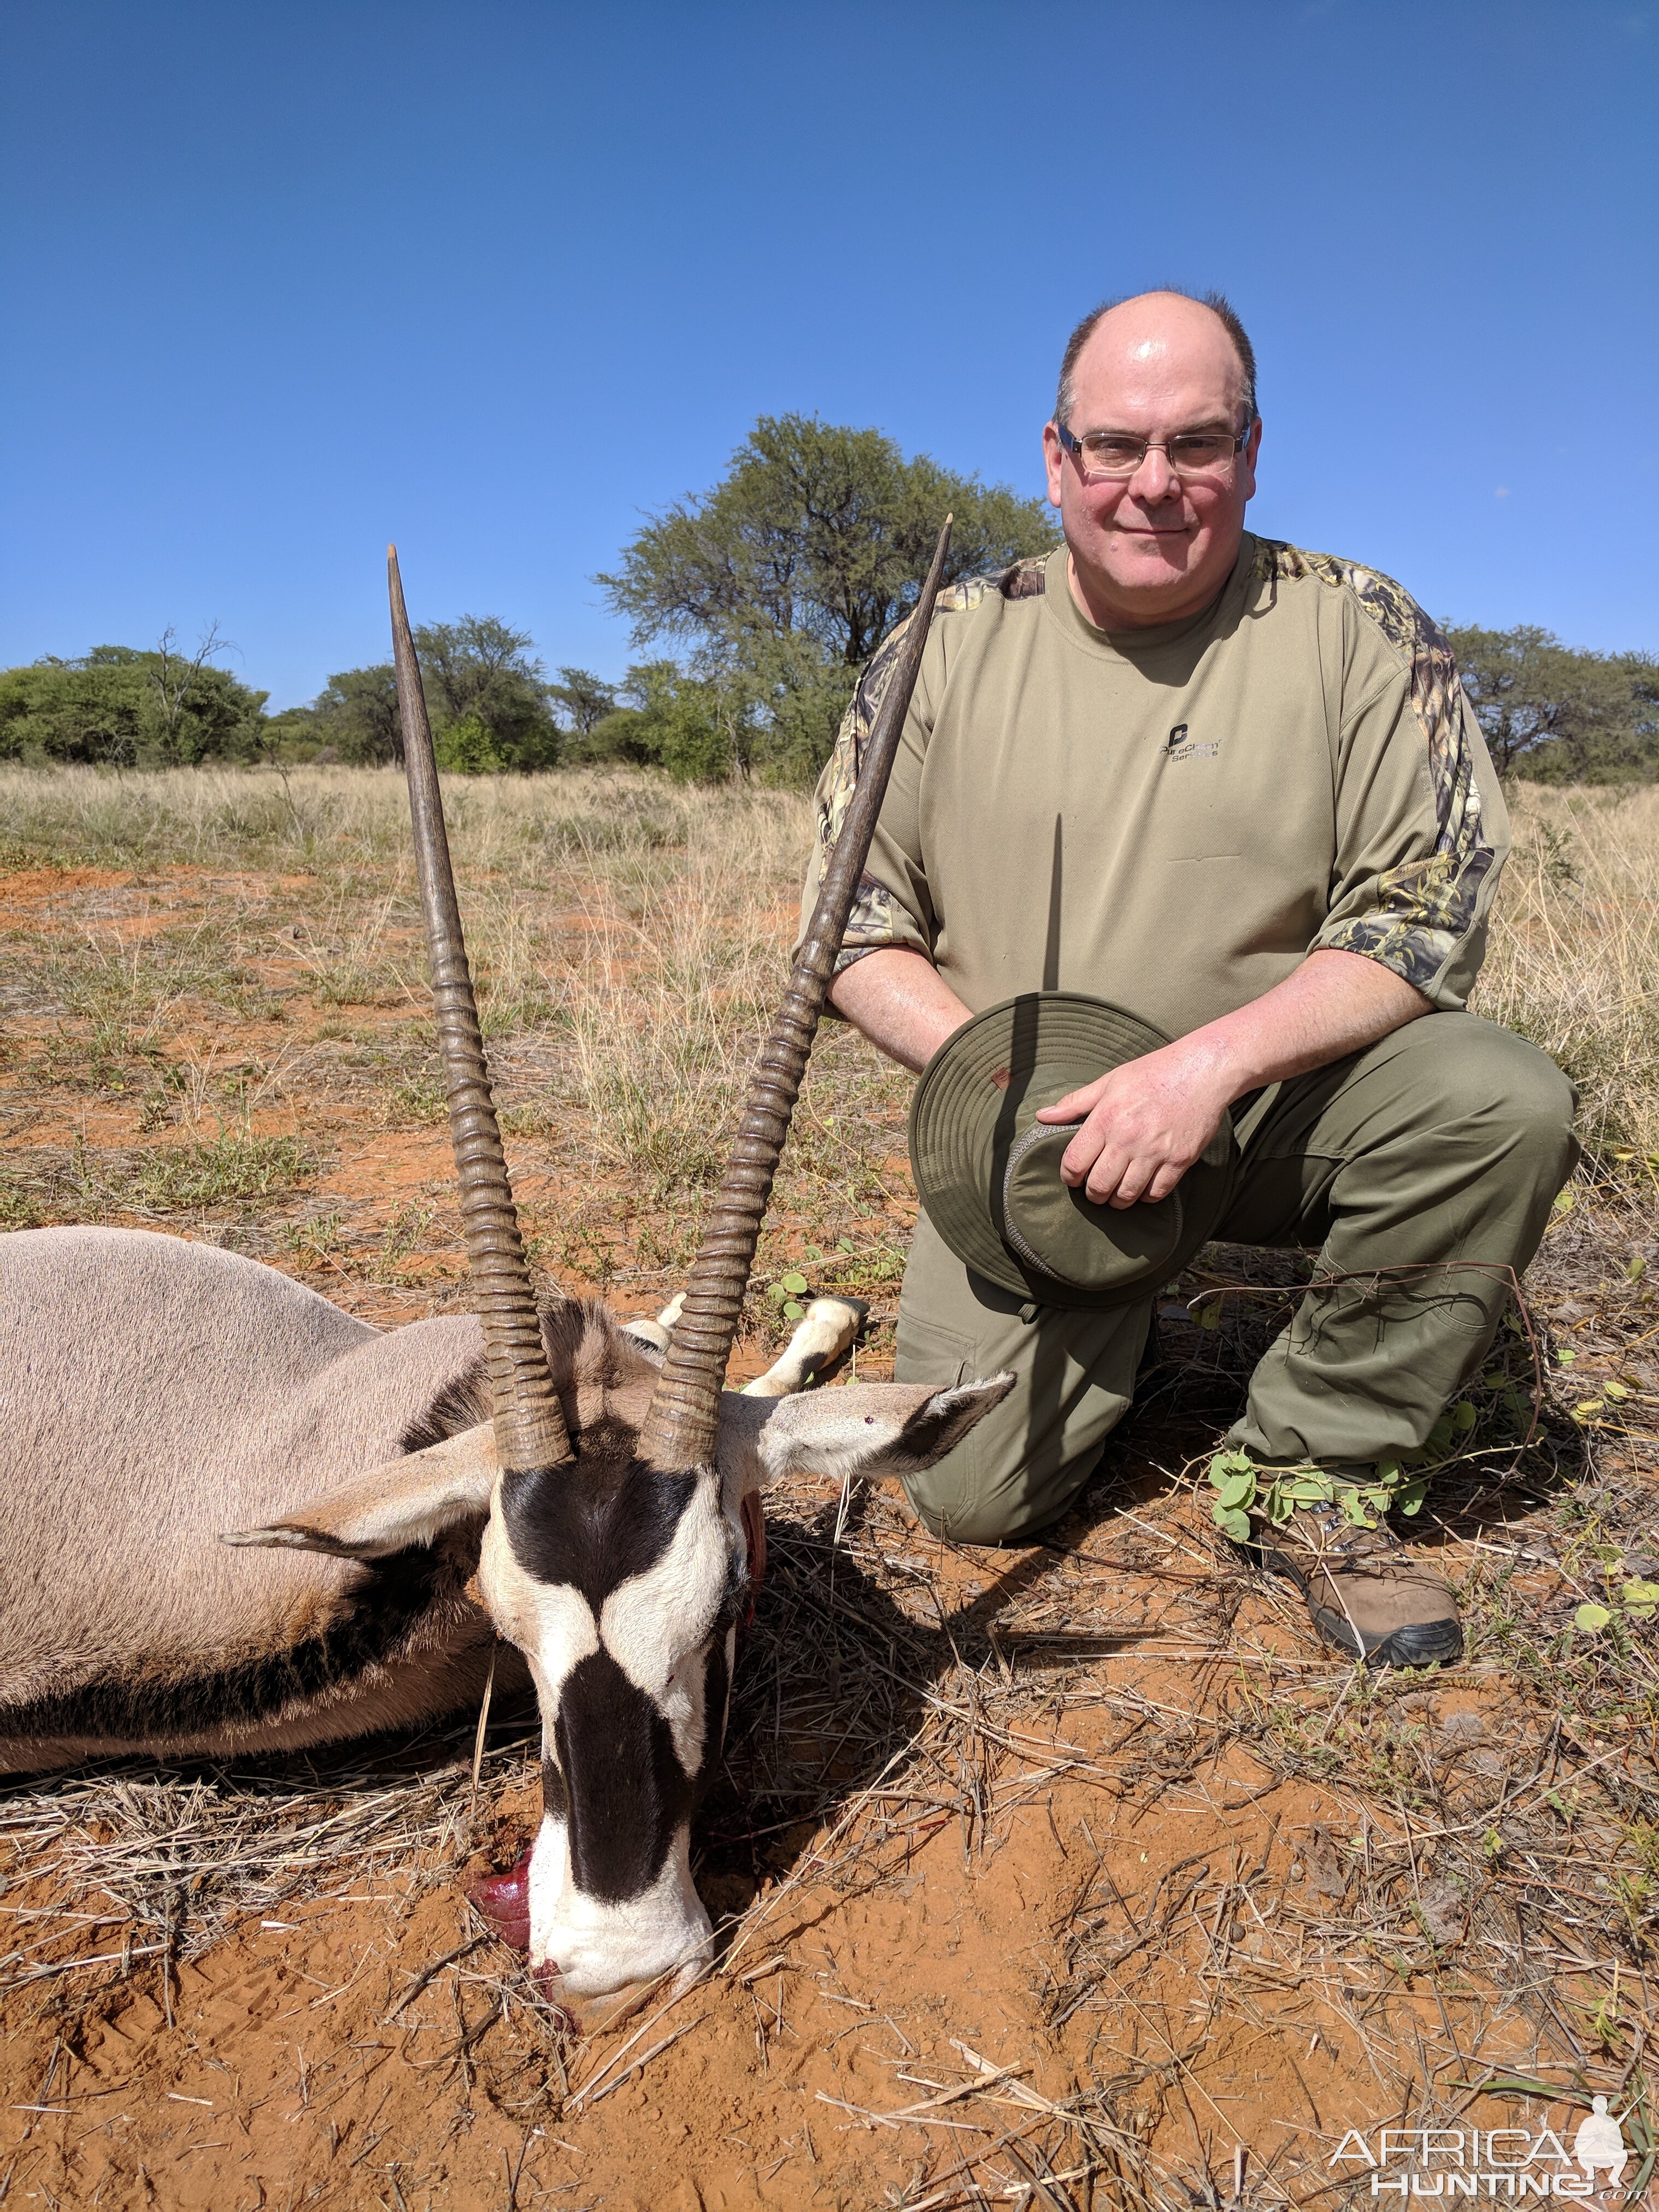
[1165,723,1221,763]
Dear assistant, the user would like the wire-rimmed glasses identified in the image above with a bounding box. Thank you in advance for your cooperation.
[1055,418,1251,480]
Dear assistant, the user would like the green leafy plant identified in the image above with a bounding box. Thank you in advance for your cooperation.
[766,1270,810,1322]
[1574,1579,1659,1634]
[1207,1448,1431,1543]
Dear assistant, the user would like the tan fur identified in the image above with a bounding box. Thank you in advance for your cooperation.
[0,1228,496,1770]
[222,1423,500,1557]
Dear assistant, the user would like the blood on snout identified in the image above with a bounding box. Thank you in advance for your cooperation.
[463,1852,577,2030]
[467,1848,532,1951]
[740,1487,767,1596]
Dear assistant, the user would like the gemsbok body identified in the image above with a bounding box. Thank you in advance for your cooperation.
[0,529,1010,2020]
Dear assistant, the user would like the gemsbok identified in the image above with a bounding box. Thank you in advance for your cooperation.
[0,525,1011,2021]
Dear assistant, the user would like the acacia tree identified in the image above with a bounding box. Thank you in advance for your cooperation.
[1448,624,1658,783]
[598,414,1057,780]
[411,615,559,771]
[308,664,402,763]
[547,667,618,743]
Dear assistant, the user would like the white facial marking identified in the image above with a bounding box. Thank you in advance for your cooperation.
[478,1510,598,1708]
[599,1468,727,1706]
[528,1809,570,1939]
[527,1814,711,1997]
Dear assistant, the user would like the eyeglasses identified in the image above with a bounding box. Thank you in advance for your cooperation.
[1054,418,1251,480]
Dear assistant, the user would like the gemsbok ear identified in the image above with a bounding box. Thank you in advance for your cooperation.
[749,1375,1015,1487]
[221,1421,499,1560]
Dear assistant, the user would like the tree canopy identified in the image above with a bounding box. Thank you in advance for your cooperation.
[304,663,402,765]
[270,617,562,772]
[546,667,619,742]
[598,413,1059,780]
[1445,623,1657,783]
[412,616,558,771]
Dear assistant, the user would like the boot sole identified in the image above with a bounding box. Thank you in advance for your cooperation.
[1252,1540,1463,1669]
[1307,1600,1463,1669]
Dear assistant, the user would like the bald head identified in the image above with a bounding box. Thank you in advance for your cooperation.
[1056,290,1256,430]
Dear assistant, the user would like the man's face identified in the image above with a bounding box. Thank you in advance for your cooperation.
[1042,294,1261,629]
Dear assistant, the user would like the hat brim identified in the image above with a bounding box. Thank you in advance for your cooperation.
[908,992,1236,1309]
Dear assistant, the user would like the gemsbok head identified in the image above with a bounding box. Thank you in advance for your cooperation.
[215,528,1010,2017]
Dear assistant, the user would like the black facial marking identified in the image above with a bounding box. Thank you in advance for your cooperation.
[499,1421,699,1613]
[554,1647,695,1901]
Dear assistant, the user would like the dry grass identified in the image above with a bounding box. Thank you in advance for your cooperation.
[1,763,1657,2209]
[1478,783,1659,1169]
[0,764,914,1308]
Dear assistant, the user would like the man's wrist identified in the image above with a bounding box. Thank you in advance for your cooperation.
[1170,1023,1257,1109]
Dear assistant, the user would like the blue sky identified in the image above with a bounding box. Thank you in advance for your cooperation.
[3,2,1655,709]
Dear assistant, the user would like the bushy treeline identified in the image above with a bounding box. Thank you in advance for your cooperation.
[4,415,1655,786]
[0,417,1059,787]
[0,632,269,768]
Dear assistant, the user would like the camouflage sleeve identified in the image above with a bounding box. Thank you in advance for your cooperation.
[803,608,933,976]
[1272,548,1509,1009]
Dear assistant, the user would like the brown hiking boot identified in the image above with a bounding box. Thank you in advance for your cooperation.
[1252,1498,1463,1668]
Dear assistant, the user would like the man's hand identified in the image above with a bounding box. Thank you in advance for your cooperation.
[1040,1038,1236,1207]
[1037,950,1432,1208]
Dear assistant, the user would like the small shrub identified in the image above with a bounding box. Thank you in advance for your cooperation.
[433,714,508,775]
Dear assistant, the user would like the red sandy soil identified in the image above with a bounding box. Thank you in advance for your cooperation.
[2,858,1650,2212]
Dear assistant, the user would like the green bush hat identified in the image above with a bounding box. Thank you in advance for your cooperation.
[907,992,1237,1310]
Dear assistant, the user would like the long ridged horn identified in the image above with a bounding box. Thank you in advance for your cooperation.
[389,548,572,1474]
[638,516,953,1470]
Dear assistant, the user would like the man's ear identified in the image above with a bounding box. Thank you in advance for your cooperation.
[221,1421,499,1560]
[750,1376,1014,1486]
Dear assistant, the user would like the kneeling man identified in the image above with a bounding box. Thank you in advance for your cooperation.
[801,289,1577,1667]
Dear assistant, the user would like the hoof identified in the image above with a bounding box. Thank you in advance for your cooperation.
[467,1847,532,1951]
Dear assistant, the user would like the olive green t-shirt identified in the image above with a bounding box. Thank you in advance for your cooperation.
[798,535,1508,1040]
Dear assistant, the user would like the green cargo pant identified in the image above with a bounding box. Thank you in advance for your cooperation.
[892,1013,1578,1544]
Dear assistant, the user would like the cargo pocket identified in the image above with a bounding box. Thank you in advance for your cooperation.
[893,1312,974,1392]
